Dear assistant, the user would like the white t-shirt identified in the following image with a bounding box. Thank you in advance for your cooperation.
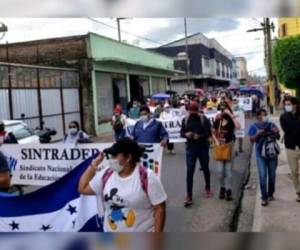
[89,165,167,232]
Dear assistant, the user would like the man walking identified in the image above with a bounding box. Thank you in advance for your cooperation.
[180,101,212,207]
[280,97,300,202]
[131,106,168,146]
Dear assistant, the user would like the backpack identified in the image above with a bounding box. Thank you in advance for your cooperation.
[113,116,124,131]
[261,136,280,159]
[102,165,148,196]
[184,113,205,128]
[257,123,280,159]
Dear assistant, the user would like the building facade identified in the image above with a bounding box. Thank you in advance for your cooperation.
[150,33,234,94]
[0,33,176,137]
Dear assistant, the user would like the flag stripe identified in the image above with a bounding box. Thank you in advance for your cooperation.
[0,156,95,217]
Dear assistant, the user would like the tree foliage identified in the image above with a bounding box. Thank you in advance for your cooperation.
[273,35,300,90]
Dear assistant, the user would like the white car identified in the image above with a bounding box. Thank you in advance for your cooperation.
[3,120,40,144]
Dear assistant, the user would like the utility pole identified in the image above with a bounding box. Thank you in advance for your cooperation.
[247,18,275,114]
[116,18,126,42]
[184,17,191,88]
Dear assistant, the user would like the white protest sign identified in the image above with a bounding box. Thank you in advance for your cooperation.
[238,97,252,111]
[234,111,245,138]
[1,143,163,186]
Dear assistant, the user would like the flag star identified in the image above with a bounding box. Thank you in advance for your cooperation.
[9,220,19,231]
[66,204,77,215]
[41,224,52,231]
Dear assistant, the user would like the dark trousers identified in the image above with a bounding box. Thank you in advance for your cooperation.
[167,143,174,150]
[114,129,126,141]
[186,145,210,198]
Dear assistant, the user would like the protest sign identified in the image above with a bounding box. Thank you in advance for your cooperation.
[1,143,163,186]
[238,97,252,111]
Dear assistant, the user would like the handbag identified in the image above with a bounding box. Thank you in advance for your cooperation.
[213,120,232,161]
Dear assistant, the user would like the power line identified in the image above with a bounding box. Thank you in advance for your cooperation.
[87,18,163,46]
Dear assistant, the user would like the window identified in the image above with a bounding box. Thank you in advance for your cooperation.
[281,23,287,37]
[10,67,37,88]
[203,57,210,68]
[40,69,60,88]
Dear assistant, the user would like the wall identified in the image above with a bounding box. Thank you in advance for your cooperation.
[278,18,300,38]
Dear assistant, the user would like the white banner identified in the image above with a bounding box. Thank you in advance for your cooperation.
[238,97,252,111]
[1,143,163,186]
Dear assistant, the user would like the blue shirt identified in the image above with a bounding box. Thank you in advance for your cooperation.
[248,121,278,155]
[132,119,169,143]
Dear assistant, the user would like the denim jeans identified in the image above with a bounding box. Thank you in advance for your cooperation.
[256,155,278,200]
[186,145,210,198]
[114,129,126,141]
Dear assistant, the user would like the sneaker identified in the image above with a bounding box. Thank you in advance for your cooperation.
[219,187,226,200]
[204,188,213,198]
[296,195,300,203]
[184,197,193,207]
[225,189,233,201]
[261,199,269,206]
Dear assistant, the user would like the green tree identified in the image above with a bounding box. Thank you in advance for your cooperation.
[273,35,300,95]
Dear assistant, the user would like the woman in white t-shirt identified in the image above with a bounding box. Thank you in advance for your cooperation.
[78,138,167,232]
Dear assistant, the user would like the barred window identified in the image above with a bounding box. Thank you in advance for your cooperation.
[0,66,9,87]
[10,67,37,88]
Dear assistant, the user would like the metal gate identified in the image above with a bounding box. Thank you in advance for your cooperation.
[0,62,82,141]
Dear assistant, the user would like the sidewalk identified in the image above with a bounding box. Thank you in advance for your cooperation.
[252,115,300,232]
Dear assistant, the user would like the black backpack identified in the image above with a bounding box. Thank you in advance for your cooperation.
[113,117,124,131]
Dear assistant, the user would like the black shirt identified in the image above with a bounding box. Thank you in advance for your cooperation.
[280,112,300,150]
[213,117,235,144]
[180,114,211,147]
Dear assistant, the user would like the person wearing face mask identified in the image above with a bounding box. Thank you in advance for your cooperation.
[248,109,280,206]
[131,106,168,147]
[212,102,241,201]
[111,105,127,141]
[280,97,300,202]
[181,101,213,206]
[78,138,167,232]
[63,121,91,144]
[129,101,140,119]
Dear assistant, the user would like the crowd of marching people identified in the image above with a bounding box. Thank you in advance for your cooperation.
[1,84,300,233]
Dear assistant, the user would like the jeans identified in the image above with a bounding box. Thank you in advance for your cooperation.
[216,143,235,191]
[256,155,278,200]
[186,145,210,198]
[114,129,126,141]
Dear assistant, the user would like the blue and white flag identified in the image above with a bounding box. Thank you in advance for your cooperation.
[0,156,103,232]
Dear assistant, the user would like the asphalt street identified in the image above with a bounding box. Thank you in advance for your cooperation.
[162,119,253,232]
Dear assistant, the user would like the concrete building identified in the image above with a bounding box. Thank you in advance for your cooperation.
[235,57,248,85]
[150,33,234,94]
[0,33,176,137]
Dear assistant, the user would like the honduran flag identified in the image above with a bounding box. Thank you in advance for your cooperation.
[0,156,103,232]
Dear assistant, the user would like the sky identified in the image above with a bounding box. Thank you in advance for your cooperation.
[0,18,278,76]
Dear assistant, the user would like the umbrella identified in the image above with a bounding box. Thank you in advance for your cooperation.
[240,87,264,98]
[194,88,204,95]
[227,85,239,91]
[151,93,170,100]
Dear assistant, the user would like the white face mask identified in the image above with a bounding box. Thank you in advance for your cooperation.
[69,128,78,135]
[262,116,269,123]
[285,105,293,113]
[109,159,124,173]
[140,115,149,123]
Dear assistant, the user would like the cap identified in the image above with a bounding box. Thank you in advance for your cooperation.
[188,101,199,112]
[103,137,142,157]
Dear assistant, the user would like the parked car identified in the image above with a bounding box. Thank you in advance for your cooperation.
[3,120,40,144]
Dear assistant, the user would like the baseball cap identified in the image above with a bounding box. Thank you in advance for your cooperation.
[188,101,199,112]
[103,137,144,158]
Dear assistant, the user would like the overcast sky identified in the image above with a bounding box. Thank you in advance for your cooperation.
[0,18,278,76]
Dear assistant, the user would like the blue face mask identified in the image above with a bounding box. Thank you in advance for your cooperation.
[285,105,293,113]
[140,115,149,123]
